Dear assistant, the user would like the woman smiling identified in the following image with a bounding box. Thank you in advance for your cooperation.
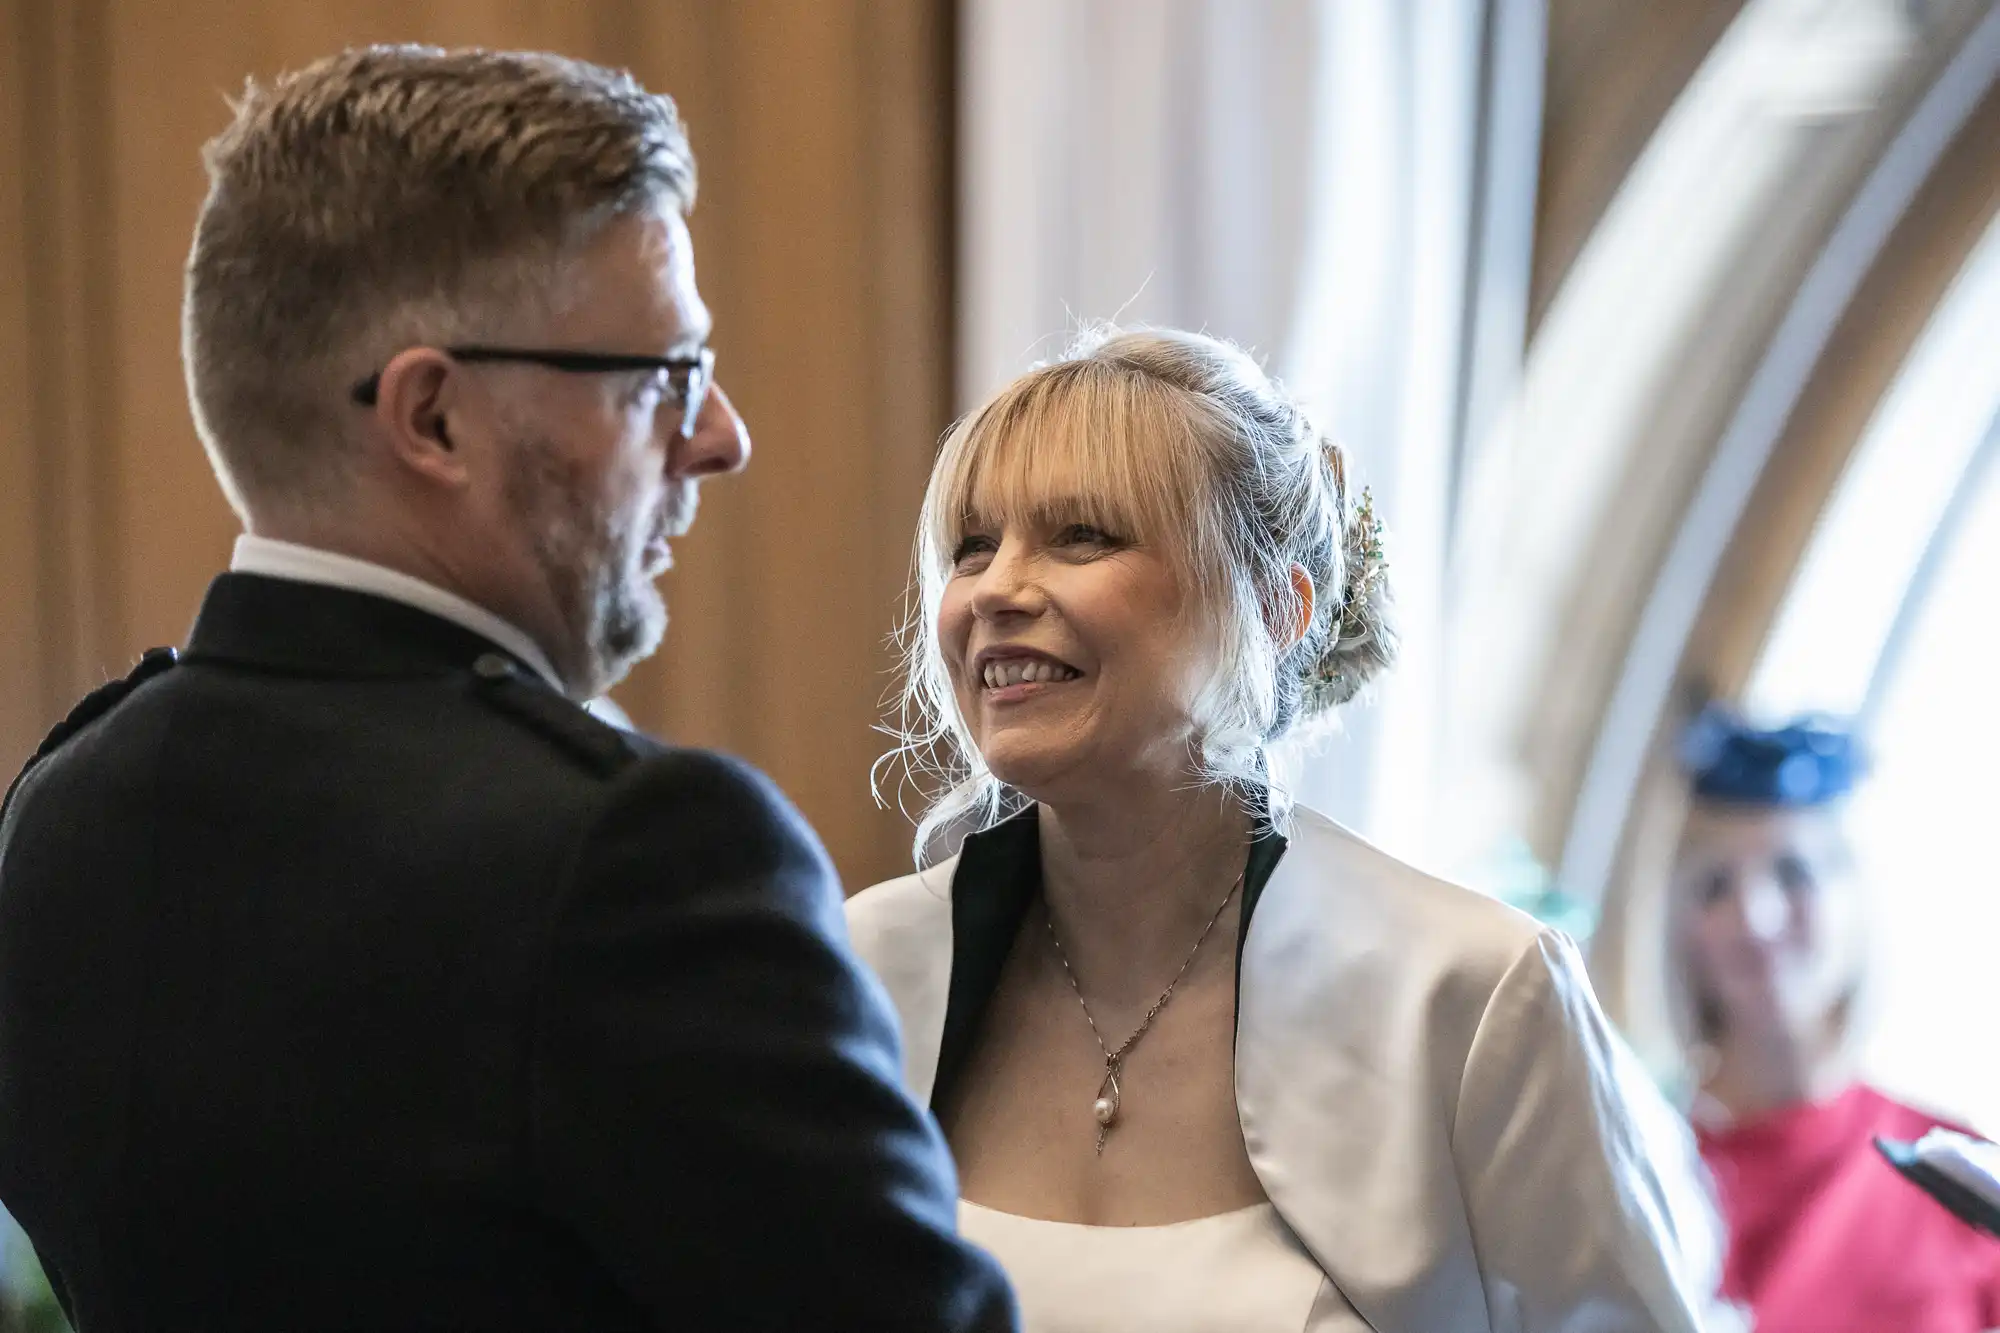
[849,327,1714,1333]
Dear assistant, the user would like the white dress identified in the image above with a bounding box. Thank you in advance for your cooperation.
[958,1199,1367,1333]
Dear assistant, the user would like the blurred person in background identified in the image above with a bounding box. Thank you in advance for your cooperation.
[0,45,1015,1333]
[1669,707,2000,1332]
[847,326,1719,1332]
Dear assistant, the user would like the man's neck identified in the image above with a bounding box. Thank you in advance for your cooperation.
[249,513,467,599]
[241,513,576,694]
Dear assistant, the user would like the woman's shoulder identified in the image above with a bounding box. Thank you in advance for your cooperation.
[845,856,959,962]
[1249,804,1589,1080]
[1278,804,1552,976]
[1852,1082,1986,1140]
[844,858,960,1101]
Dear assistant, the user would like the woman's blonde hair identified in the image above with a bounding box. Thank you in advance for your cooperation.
[880,326,1395,864]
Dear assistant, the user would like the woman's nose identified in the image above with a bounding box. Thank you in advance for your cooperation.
[1742,874,1791,944]
[968,541,1044,620]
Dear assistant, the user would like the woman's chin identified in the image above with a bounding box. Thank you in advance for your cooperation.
[976,726,1196,806]
[977,742,1089,803]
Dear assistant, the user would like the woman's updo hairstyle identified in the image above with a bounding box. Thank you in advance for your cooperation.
[883,326,1396,862]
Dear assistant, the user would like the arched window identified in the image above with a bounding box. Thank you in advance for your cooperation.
[1745,209,2000,1129]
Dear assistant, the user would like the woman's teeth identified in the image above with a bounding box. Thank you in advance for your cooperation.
[982,659,1080,688]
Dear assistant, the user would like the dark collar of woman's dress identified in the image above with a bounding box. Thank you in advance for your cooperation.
[929,801,1289,1115]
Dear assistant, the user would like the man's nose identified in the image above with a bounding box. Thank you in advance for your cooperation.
[674,382,750,477]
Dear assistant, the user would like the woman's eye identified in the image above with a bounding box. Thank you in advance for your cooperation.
[1700,871,1733,908]
[1774,853,1817,894]
[951,536,997,568]
[1055,523,1118,548]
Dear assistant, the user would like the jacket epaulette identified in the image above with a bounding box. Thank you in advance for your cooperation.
[466,652,638,779]
[3,646,180,825]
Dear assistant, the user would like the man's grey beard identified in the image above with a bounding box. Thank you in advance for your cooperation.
[503,434,674,698]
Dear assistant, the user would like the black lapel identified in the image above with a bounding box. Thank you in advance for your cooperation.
[933,809,1042,1114]
[930,801,1289,1112]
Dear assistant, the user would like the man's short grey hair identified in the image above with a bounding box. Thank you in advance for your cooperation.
[183,45,696,517]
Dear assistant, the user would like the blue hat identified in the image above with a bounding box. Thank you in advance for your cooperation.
[1678,705,1865,808]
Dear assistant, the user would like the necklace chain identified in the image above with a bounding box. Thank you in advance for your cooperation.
[1043,867,1245,1153]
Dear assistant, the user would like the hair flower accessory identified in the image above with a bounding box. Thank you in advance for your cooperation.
[1304,488,1387,708]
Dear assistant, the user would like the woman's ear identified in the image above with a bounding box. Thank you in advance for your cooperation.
[1283,563,1315,652]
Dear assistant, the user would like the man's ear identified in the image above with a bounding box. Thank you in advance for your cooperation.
[369,347,471,488]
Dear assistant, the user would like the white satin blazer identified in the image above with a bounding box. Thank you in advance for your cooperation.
[845,803,1728,1333]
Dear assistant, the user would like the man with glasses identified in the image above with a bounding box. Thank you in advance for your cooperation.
[0,45,1015,1332]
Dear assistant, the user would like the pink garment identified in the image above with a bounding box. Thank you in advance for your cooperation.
[1699,1083,2000,1332]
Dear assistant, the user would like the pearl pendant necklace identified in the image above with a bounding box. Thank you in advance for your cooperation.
[1044,868,1244,1155]
[1092,1065,1122,1132]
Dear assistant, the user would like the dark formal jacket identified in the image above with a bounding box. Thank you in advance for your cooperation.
[0,573,1016,1332]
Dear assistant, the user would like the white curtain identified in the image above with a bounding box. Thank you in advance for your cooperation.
[958,0,1541,863]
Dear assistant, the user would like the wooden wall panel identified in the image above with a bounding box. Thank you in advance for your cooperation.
[0,0,43,768]
[601,1,957,883]
[4,0,132,756]
[0,1,953,889]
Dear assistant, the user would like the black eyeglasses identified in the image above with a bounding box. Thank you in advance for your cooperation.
[350,345,716,437]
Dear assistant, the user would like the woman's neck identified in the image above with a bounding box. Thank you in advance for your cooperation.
[1034,781,1256,1008]
[1699,1017,1847,1125]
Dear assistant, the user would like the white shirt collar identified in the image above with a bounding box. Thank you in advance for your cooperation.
[229,535,568,696]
